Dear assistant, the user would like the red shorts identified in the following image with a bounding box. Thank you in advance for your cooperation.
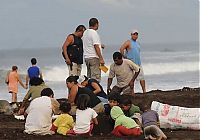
[112,125,142,136]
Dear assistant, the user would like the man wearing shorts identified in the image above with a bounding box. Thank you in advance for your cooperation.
[82,18,105,82]
[62,25,86,76]
[120,29,146,93]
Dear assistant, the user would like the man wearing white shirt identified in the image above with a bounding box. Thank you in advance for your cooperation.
[82,18,105,81]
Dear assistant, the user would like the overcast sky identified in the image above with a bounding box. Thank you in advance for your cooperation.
[0,0,198,49]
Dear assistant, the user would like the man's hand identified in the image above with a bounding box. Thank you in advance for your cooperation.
[107,87,111,95]
[65,58,71,65]
[99,58,105,65]
[18,107,25,115]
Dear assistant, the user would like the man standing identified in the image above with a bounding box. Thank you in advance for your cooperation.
[120,30,146,93]
[26,58,42,86]
[82,18,105,81]
[107,52,140,96]
[62,25,86,76]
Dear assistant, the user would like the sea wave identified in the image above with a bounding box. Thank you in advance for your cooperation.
[143,61,199,75]
[1,61,198,82]
[42,61,199,82]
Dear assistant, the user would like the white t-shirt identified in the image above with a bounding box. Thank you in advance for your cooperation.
[24,96,53,135]
[82,29,101,58]
[109,59,140,88]
[73,108,98,134]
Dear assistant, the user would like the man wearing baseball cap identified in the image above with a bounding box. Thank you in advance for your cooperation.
[120,29,146,93]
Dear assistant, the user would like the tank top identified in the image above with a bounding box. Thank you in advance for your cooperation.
[64,34,83,64]
[87,79,107,99]
[125,40,141,66]
[75,87,101,108]
[28,66,40,79]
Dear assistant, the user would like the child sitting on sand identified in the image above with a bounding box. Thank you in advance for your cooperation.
[119,95,142,127]
[67,94,98,136]
[50,102,74,135]
[110,106,143,136]
[104,93,120,115]
[104,94,121,128]
[141,103,167,140]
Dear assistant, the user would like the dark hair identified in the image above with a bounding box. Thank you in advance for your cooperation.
[75,25,86,32]
[108,93,120,103]
[59,102,71,113]
[12,66,18,71]
[113,52,122,60]
[77,94,90,110]
[83,75,88,81]
[41,88,54,97]
[140,102,151,112]
[119,95,132,106]
[89,18,98,27]
[31,58,37,65]
[29,77,44,86]
[66,76,79,84]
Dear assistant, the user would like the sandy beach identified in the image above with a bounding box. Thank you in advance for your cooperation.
[0,87,199,140]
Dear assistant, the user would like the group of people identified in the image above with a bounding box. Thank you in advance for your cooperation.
[62,17,146,95]
[4,17,168,139]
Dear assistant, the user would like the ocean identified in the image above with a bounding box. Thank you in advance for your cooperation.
[0,42,199,102]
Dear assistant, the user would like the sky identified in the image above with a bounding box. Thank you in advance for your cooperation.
[0,0,198,50]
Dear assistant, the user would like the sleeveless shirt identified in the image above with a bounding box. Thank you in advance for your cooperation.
[125,40,141,66]
[63,34,83,64]
[75,87,101,108]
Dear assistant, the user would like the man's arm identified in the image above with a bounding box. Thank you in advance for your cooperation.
[62,35,74,65]
[94,44,105,65]
[18,90,32,115]
[129,69,140,89]
[120,40,130,58]
[107,78,113,94]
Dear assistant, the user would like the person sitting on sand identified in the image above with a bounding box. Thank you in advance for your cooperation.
[18,77,48,115]
[119,95,142,127]
[79,75,108,104]
[141,103,167,140]
[104,93,121,129]
[24,88,60,135]
[67,94,98,136]
[66,76,104,115]
[107,52,140,96]
[110,106,142,136]
[6,66,27,103]
[50,102,74,135]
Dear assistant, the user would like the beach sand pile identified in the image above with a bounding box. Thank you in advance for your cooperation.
[0,87,199,140]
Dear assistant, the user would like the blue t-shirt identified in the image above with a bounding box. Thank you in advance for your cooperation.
[28,66,40,79]
[125,40,141,66]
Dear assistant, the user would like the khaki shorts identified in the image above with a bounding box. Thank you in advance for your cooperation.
[85,57,101,81]
[68,62,82,76]
[136,66,145,81]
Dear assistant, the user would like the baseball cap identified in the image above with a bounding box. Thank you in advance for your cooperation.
[131,29,139,34]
